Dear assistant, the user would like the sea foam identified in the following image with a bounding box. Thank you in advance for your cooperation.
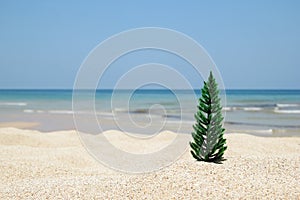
[0,102,27,106]
[276,103,299,108]
[274,108,300,114]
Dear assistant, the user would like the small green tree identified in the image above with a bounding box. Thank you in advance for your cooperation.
[190,71,227,162]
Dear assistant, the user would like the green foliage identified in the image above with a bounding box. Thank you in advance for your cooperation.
[190,71,227,162]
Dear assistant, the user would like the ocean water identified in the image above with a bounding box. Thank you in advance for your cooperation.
[0,89,300,136]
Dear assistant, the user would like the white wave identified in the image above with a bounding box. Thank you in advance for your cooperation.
[222,107,238,111]
[246,129,273,134]
[222,107,232,111]
[0,102,27,106]
[23,109,34,113]
[24,109,46,114]
[233,129,274,134]
[48,110,74,114]
[243,107,263,111]
[276,103,299,108]
[274,108,300,114]
[253,129,273,133]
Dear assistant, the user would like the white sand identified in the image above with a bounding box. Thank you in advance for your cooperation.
[0,127,299,199]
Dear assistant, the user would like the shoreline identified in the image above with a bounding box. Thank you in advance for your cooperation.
[0,127,299,199]
[1,121,300,137]
[0,122,40,129]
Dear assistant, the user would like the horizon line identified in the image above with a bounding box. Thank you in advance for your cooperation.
[0,88,300,91]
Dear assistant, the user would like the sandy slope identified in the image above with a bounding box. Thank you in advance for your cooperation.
[0,127,299,199]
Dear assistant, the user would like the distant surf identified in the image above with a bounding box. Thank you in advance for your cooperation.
[0,89,299,135]
[0,102,27,106]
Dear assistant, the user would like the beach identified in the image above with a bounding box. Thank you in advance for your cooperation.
[1,0,300,199]
[1,127,299,199]
[1,90,300,199]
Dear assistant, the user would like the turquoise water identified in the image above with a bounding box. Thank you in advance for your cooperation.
[0,89,300,136]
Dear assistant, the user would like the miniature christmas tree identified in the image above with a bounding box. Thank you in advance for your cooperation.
[190,71,227,162]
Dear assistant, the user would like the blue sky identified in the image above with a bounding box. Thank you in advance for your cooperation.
[0,0,299,89]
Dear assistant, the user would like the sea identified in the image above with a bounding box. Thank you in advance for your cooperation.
[0,89,300,136]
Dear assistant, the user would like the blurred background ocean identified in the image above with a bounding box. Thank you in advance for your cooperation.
[0,89,299,136]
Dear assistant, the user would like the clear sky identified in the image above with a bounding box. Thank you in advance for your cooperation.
[0,0,299,89]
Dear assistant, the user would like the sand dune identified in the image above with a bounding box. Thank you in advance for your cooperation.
[0,127,299,199]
